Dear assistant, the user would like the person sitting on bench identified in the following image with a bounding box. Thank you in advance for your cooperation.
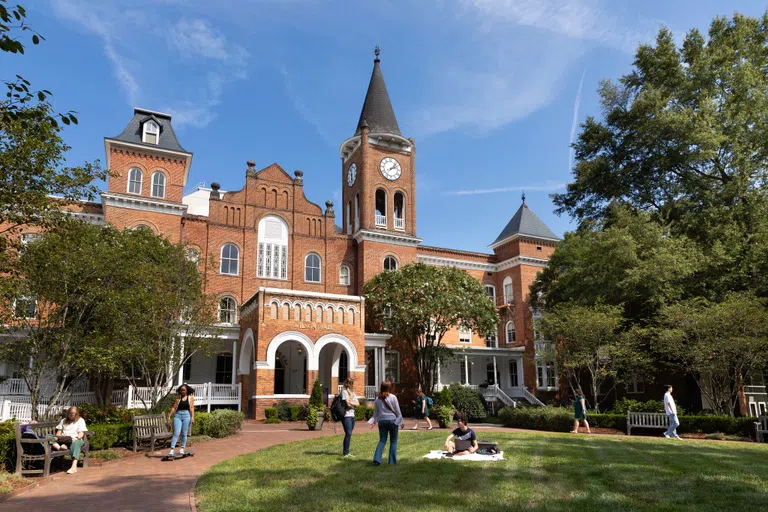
[443,412,478,456]
[51,406,88,474]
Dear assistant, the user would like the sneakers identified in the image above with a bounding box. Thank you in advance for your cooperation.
[663,433,670,438]
[372,460,381,466]
[168,449,175,456]
[179,448,185,455]
[66,466,78,474]
[343,453,354,458]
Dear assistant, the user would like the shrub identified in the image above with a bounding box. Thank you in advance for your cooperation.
[498,406,572,432]
[79,404,133,424]
[264,407,279,421]
[88,423,132,451]
[276,401,292,421]
[191,412,212,436]
[436,387,453,409]
[0,421,16,472]
[354,406,374,422]
[611,398,673,415]
[587,414,626,431]
[309,380,323,408]
[678,416,755,437]
[204,409,245,438]
[264,418,281,424]
[307,406,319,430]
[433,405,454,429]
[448,383,486,421]
[296,405,309,422]
[151,392,178,414]
[289,405,303,421]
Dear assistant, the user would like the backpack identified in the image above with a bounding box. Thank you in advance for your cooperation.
[426,396,434,408]
[330,392,347,422]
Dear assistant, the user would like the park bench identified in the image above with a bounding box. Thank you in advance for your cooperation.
[626,412,670,436]
[755,416,768,443]
[132,414,173,453]
[14,421,93,477]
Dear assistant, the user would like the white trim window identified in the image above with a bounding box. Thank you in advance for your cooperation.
[13,296,37,319]
[509,360,519,387]
[257,216,288,280]
[339,264,351,286]
[385,350,400,384]
[458,327,472,344]
[218,296,238,324]
[151,171,166,198]
[503,276,513,304]
[383,256,398,271]
[143,120,159,144]
[485,284,495,303]
[305,253,321,282]
[505,321,516,344]
[127,168,143,195]
[626,377,645,395]
[486,326,497,348]
[535,342,557,390]
[215,352,233,384]
[220,243,239,275]
[460,358,472,384]
[393,191,405,231]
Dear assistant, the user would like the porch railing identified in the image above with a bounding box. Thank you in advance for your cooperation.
[336,385,377,401]
[0,401,67,422]
[394,217,405,231]
[375,215,387,227]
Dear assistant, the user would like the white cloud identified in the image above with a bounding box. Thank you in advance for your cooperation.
[445,182,566,196]
[569,70,585,173]
[50,0,250,128]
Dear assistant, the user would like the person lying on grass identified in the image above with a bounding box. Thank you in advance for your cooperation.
[443,412,478,456]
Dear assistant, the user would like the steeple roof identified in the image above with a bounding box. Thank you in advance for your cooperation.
[354,48,402,137]
[491,200,560,247]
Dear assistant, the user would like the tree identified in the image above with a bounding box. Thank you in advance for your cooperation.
[538,303,650,412]
[364,263,498,395]
[658,293,768,416]
[553,12,768,297]
[530,208,701,323]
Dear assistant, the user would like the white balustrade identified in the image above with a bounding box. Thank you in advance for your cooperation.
[394,217,405,231]
[375,215,387,227]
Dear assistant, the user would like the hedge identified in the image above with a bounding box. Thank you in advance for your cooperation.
[88,423,133,451]
[499,406,572,432]
[264,408,279,421]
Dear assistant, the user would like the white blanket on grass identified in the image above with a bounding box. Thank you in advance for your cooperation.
[423,450,504,461]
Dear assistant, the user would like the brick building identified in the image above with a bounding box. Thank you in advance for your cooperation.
[7,51,579,418]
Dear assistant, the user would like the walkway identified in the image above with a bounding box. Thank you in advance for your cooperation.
[0,422,338,512]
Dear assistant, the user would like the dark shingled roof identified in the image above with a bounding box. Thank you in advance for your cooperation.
[354,55,402,137]
[492,203,560,245]
[110,108,190,153]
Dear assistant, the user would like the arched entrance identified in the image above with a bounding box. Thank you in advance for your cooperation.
[315,334,358,398]
[272,340,309,395]
[239,329,256,418]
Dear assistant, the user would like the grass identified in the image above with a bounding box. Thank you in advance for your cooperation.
[195,431,768,512]
[0,472,26,497]
[91,449,124,461]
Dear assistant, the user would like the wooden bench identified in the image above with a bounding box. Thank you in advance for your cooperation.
[755,416,768,443]
[627,412,670,436]
[132,414,173,453]
[14,421,93,477]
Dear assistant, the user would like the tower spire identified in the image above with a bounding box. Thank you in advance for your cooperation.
[354,47,401,137]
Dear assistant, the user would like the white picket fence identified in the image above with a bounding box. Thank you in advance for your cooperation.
[0,401,68,423]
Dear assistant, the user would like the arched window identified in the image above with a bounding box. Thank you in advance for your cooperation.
[383,256,398,271]
[305,253,321,282]
[354,194,360,231]
[218,296,238,324]
[257,215,288,280]
[151,171,166,198]
[375,189,387,227]
[506,321,516,344]
[143,120,159,144]
[127,168,143,194]
[394,192,405,231]
[346,202,352,234]
[339,264,351,286]
[503,276,513,304]
[220,243,239,275]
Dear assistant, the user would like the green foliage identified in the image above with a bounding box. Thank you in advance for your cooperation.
[275,401,291,421]
[447,383,486,421]
[306,406,319,430]
[289,405,303,421]
[353,406,374,421]
[151,393,178,415]
[203,410,244,438]
[264,407,279,421]
[679,416,756,437]
[432,405,454,429]
[499,406,573,432]
[0,421,15,472]
[191,412,211,436]
[88,423,132,451]
[78,404,136,425]
[364,263,499,394]
[611,398,666,415]
[587,414,627,431]
[436,387,453,409]
[90,449,123,460]
[309,380,323,408]
[264,418,281,424]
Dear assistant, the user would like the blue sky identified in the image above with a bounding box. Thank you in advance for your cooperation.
[6,1,764,253]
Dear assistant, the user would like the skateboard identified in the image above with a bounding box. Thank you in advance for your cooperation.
[161,450,194,461]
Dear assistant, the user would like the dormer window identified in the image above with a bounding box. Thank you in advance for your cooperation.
[143,120,159,144]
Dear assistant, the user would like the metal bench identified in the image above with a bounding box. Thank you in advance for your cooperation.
[755,416,768,443]
[132,414,173,453]
[627,411,670,436]
[14,421,93,477]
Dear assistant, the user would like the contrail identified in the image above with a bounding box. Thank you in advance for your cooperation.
[445,183,567,196]
[569,70,586,173]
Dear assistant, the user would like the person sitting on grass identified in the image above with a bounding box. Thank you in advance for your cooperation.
[51,406,88,474]
[443,412,478,456]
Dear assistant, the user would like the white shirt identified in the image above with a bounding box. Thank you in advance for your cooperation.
[56,417,87,438]
[341,389,357,418]
[664,392,677,416]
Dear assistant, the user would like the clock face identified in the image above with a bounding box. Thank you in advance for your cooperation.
[347,164,357,187]
[380,157,402,181]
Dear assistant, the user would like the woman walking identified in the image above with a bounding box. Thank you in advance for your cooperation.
[340,378,359,457]
[369,380,403,465]
[571,388,591,434]
[167,384,195,456]
[411,389,433,430]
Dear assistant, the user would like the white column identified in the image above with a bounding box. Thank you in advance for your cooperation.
[493,356,498,387]
[436,359,442,388]
[379,348,386,383]
[231,341,238,385]
[464,355,469,385]
[207,382,212,412]
[373,349,380,385]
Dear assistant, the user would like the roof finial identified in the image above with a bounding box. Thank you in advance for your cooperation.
[374,45,380,62]
[522,190,526,204]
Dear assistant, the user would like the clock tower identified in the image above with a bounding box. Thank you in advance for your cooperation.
[340,48,421,286]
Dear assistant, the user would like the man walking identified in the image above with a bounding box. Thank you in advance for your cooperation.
[663,385,681,439]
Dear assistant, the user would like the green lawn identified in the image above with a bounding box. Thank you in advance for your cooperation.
[195,431,768,512]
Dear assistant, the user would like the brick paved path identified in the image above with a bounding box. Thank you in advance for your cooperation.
[0,422,339,512]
